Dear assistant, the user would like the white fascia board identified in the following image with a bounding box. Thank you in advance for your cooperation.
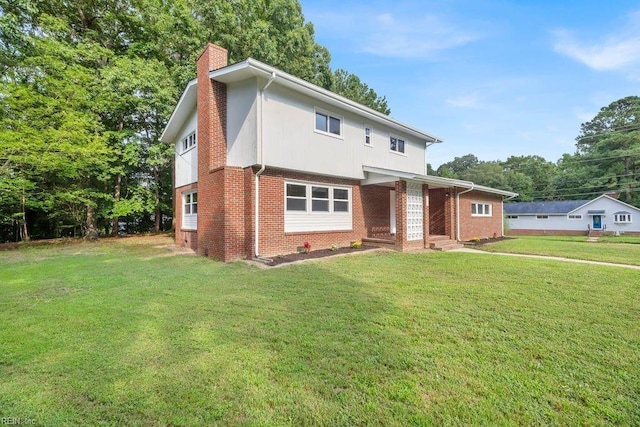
[160,79,197,143]
[362,165,518,197]
[210,59,444,144]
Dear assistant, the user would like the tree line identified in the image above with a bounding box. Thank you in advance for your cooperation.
[430,96,640,206]
[0,0,389,242]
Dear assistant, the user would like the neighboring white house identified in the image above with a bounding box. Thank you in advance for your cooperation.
[505,194,640,235]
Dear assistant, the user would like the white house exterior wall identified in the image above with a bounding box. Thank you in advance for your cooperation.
[174,107,198,188]
[226,79,258,167]
[261,83,425,179]
[507,214,586,231]
[508,197,640,233]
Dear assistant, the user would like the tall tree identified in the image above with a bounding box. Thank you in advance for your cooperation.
[436,154,479,178]
[331,69,390,115]
[566,96,640,205]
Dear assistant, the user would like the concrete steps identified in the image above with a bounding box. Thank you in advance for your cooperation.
[428,235,464,251]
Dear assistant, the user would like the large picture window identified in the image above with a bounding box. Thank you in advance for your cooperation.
[614,212,632,223]
[284,181,352,232]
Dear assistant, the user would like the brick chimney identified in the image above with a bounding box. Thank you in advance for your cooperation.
[197,43,228,171]
[604,191,618,199]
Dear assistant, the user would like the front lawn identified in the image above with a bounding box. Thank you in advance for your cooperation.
[1,236,638,425]
[482,235,640,266]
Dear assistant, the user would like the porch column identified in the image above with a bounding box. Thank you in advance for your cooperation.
[422,184,430,248]
[444,188,456,240]
[394,180,407,251]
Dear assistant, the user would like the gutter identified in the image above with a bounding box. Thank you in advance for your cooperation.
[456,185,475,241]
[255,71,277,258]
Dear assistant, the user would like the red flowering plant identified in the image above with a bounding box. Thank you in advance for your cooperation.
[303,242,311,253]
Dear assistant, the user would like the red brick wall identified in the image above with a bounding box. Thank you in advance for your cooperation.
[361,185,392,238]
[458,191,504,241]
[255,168,367,258]
[429,189,447,235]
[175,183,198,251]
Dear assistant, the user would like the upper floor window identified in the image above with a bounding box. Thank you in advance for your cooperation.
[390,136,405,154]
[614,212,632,223]
[365,126,372,145]
[181,132,196,153]
[315,110,341,137]
[472,202,492,217]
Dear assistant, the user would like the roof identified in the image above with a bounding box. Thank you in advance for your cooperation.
[160,58,444,144]
[504,200,589,215]
[363,165,519,198]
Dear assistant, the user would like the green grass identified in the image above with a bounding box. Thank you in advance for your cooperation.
[483,235,640,266]
[599,234,640,244]
[1,236,639,425]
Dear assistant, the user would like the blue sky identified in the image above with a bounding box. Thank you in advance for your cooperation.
[299,0,640,167]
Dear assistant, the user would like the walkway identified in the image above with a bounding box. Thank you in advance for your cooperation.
[452,247,640,270]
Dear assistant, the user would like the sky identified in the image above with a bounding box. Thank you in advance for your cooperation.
[298,0,640,168]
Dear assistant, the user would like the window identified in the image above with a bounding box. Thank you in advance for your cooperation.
[284,181,352,232]
[365,126,372,145]
[315,110,341,136]
[536,215,549,220]
[180,132,196,153]
[311,186,329,212]
[614,213,632,223]
[471,202,492,217]
[390,136,405,154]
[333,188,349,212]
[286,184,307,211]
[286,182,350,214]
[568,214,582,220]
[182,191,197,230]
[506,215,519,219]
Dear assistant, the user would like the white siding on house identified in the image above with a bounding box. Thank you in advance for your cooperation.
[227,79,258,167]
[262,83,425,179]
[507,214,583,231]
[182,214,197,230]
[175,108,198,188]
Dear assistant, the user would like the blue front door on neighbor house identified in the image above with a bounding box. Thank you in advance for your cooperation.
[592,215,602,230]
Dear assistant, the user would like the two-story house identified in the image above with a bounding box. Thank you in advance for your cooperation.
[160,44,517,261]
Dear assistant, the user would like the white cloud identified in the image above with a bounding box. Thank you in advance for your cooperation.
[362,13,481,59]
[552,11,640,74]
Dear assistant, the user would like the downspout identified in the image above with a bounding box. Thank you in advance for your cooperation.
[456,185,474,241]
[502,193,518,237]
[255,72,276,258]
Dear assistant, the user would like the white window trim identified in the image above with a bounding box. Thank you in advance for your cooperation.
[285,181,351,214]
[314,108,343,139]
[179,131,197,154]
[471,202,492,217]
[567,214,582,220]
[389,135,407,155]
[182,190,197,230]
[614,214,632,223]
[364,125,372,147]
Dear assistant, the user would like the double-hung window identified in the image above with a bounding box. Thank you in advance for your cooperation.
[182,191,197,229]
[315,110,342,137]
[390,136,405,154]
[365,126,372,145]
[181,132,196,153]
[284,181,352,232]
[471,202,492,217]
[614,212,632,223]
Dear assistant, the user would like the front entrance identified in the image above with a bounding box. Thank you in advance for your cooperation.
[592,215,602,230]
[429,188,447,235]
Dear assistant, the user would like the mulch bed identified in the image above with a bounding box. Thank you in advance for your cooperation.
[463,236,513,246]
[263,245,378,266]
